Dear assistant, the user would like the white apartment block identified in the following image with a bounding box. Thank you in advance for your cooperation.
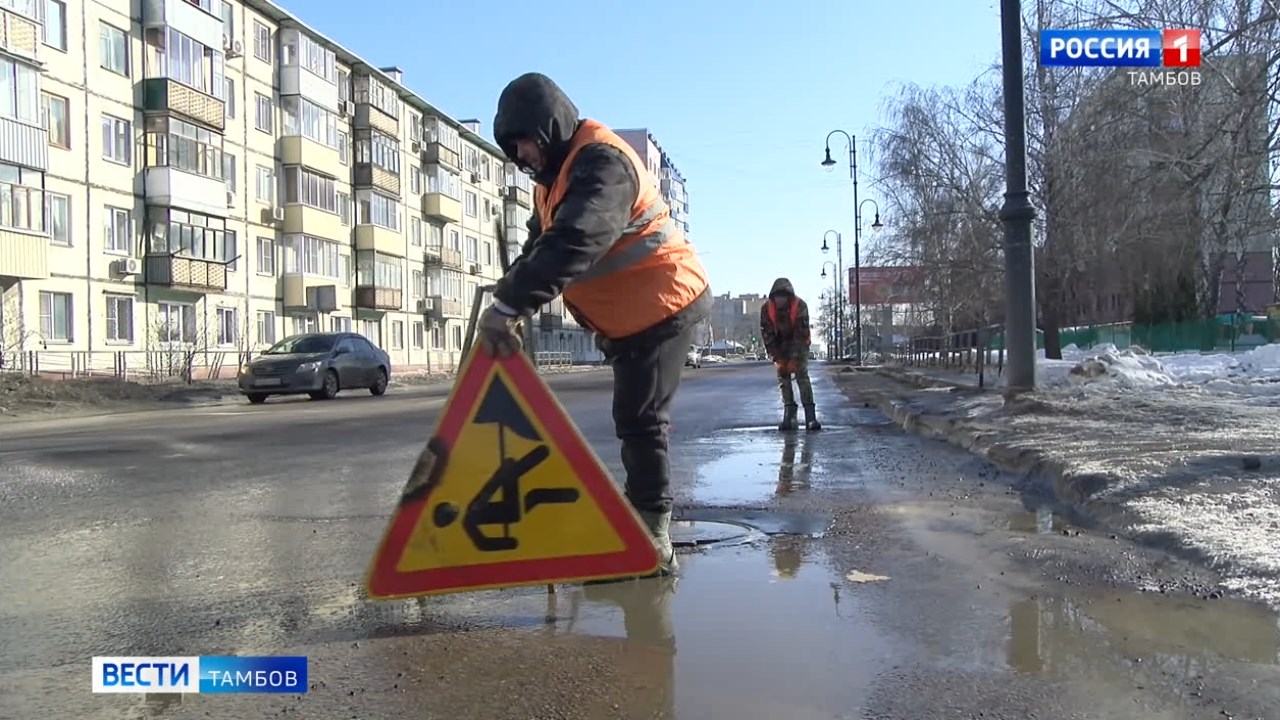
[0,0,601,377]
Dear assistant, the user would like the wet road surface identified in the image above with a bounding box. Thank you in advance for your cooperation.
[2,361,1279,719]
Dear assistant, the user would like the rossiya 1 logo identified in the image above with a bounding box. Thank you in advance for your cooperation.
[1039,28,1203,86]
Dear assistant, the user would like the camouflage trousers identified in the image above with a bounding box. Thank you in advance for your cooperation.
[775,358,815,406]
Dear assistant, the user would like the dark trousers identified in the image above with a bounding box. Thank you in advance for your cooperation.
[604,326,694,514]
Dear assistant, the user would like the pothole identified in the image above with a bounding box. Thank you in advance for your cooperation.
[671,520,761,548]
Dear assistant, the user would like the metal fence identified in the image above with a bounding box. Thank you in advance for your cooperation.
[534,351,573,369]
[0,349,247,382]
[1059,316,1278,354]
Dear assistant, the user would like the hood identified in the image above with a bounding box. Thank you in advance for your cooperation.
[251,352,328,365]
[769,278,795,298]
[493,73,581,186]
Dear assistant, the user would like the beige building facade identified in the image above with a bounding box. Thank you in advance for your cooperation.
[0,0,574,376]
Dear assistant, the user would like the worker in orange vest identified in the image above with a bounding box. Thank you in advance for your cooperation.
[477,73,711,578]
[760,278,821,432]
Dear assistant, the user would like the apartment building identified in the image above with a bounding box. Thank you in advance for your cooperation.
[0,0,553,375]
[616,128,689,236]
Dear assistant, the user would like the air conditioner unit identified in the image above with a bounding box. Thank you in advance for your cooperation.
[224,36,242,58]
[410,140,422,153]
[468,171,481,184]
[415,298,434,313]
[271,207,285,222]
[469,263,481,275]
[112,257,141,276]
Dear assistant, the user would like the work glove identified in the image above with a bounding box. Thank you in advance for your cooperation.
[478,303,523,358]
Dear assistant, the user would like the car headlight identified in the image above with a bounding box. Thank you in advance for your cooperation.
[238,364,250,375]
[298,361,321,372]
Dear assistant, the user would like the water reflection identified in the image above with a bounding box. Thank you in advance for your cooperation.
[775,435,814,496]
[580,578,676,717]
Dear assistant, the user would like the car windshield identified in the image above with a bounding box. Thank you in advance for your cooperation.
[262,335,336,355]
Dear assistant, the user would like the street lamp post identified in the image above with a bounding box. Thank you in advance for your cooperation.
[821,261,838,358]
[821,131,883,363]
[998,0,1038,391]
[820,230,842,357]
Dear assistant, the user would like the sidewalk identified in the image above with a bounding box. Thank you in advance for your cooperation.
[833,363,1280,607]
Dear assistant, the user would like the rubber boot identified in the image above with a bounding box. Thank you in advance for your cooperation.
[639,509,679,577]
[778,404,799,431]
[803,403,822,432]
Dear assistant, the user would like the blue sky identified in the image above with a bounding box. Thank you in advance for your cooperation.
[284,0,1004,307]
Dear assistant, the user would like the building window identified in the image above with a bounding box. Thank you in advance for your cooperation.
[280,234,341,278]
[465,234,478,263]
[256,236,274,275]
[451,325,462,350]
[157,302,196,344]
[464,191,477,217]
[39,291,72,341]
[99,22,129,75]
[0,163,45,234]
[47,192,69,246]
[279,29,336,83]
[430,325,441,349]
[224,78,235,118]
[355,250,404,291]
[353,73,400,119]
[410,269,422,297]
[255,310,275,345]
[447,228,460,251]
[215,307,237,345]
[104,205,131,254]
[224,229,237,271]
[354,129,400,174]
[330,316,351,333]
[254,93,272,133]
[356,190,400,231]
[105,295,134,343]
[142,115,224,180]
[253,21,272,63]
[412,321,424,349]
[410,216,422,246]
[336,130,349,165]
[42,0,66,50]
[143,27,225,99]
[483,240,492,266]
[41,93,68,147]
[0,58,40,126]
[146,207,232,264]
[220,2,234,36]
[410,166,421,194]
[389,320,404,349]
[337,191,351,225]
[282,166,338,213]
[101,114,132,165]
[360,318,379,345]
[223,153,237,192]
[291,315,317,335]
[255,165,274,203]
[281,96,339,148]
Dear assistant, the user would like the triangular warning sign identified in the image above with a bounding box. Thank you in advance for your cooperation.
[365,347,660,599]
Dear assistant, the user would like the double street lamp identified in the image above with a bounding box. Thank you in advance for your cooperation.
[821,130,883,362]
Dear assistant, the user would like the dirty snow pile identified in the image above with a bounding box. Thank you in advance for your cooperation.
[1036,342,1280,396]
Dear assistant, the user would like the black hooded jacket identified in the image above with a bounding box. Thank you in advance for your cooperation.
[491,73,709,344]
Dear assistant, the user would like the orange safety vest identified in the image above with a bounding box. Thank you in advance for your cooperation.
[765,299,799,333]
[534,119,708,339]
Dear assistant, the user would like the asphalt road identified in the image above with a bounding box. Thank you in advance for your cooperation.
[2,361,1279,719]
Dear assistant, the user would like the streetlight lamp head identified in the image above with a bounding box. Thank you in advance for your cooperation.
[821,147,836,171]
[820,239,829,253]
[821,268,827,278]
[871,213,884,233]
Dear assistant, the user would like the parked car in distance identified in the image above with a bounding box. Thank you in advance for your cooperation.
[237,332,391,404]
[685,344,702,369]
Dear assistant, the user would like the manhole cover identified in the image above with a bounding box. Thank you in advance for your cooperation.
[670,520,755,547]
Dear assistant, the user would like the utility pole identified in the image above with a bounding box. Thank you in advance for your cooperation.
[998,0,1038,392]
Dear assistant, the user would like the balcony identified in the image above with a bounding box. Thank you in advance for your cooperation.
[432,295,465,318]
[353,163,400,196]
[145,254,227,292]
[539,312,564,330]
[354,103,397,136]
[503,185,531,208]
[0,6,40,63]
[140,0,222,49]
[354,285,402,311]
[283,205,344,240]
[279,136,343,179]
[282,274,342,311]
[354,224,404,258]
[422,193,461,224]
[440,247,463,269]
[142,79,225,131]
[280,69,339,109]
[422,143,460,171]
[144,168,228,218]
[0,116,47,171]
[0,228,47,279]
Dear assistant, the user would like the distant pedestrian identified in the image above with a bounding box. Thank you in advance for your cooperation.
[760,278,820,431]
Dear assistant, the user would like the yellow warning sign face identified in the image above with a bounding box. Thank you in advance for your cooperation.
[365,349,658,599]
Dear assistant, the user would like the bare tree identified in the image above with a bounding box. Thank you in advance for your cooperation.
[150,310,220,384]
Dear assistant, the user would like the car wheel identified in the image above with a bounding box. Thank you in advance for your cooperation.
[311,369,339,400]
[247,393,268,404]
[369,367,388,396]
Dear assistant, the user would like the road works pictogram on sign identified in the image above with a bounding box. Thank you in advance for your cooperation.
[365,348,659,599]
